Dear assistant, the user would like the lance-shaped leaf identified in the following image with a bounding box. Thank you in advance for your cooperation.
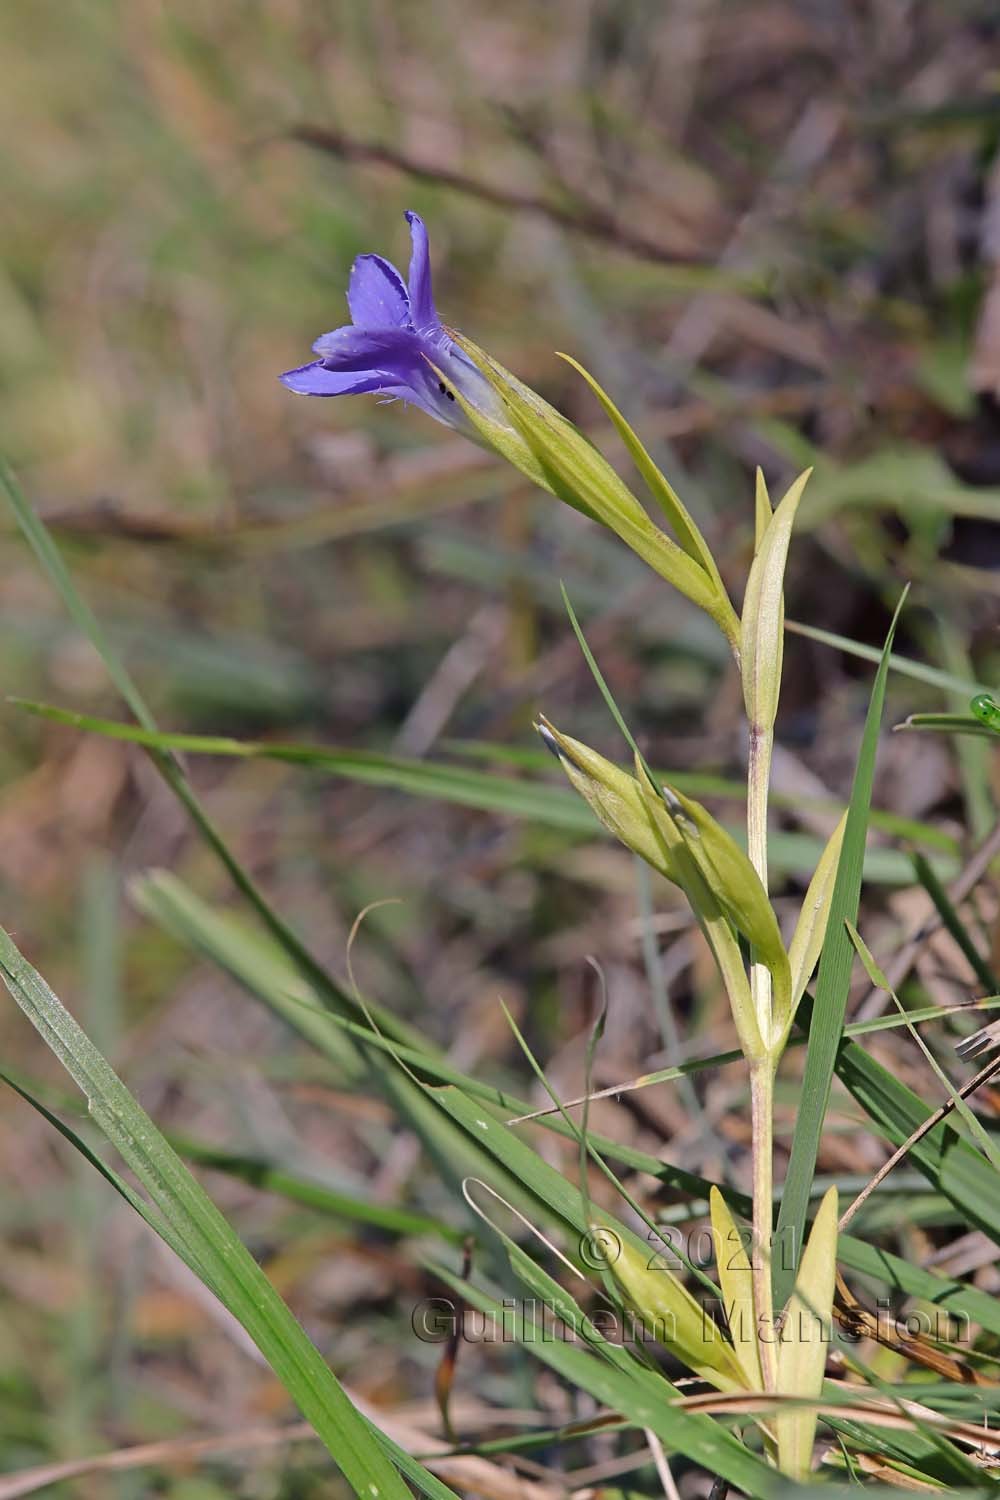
[784,813,847,1034]
[638,772,791,1029]
[710,1187,763,1390]
[754,466,773,552]
[775,1186,838,1480]
[637,785,762,1061]
[448,334,740,649]
[557,354,733,602]
[600,1217,746,1389]
[741,469,811,736]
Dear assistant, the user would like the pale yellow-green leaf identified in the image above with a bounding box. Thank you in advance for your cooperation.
[741,468,812,736]
[557,354,734,610]
[535,718,679,883]
[538,714,766,1059]
[449,334,739,648]
[754,466,772,553]
[643,774,791,1024]
[447,333,642,528]
[634,771,763,1061]
[602,1218,745,1389]
[709,1187,763,1389]
[775,1185,838,1480]
[784,813,847,1034]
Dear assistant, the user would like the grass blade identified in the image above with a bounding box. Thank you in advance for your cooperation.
[895,712,997,738]
[0,923,421,1500]
[910,851,999,995]
[0,465,416,1053]
[784,619,989,696]
[834,1032,1000,1246]
[773,589,907,1308]
[846,921,1000,1173]
[171,1135,465,1243]
[131,871,566,1234]
[556,353,729,595]
[12,698,960,884]
[428,1263,784,1498]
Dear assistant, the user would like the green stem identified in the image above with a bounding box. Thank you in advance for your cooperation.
[747,722,774,1045]
[747,720,778,1392]
[750,1056,777,1392]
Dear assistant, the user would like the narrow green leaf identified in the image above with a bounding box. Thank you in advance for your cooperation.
[496,995,725,1306]
[0,465,416,1058]
[895,712,997,738]
[835,1032,1000,1248]
[0,460,154,727]
[557,354,732,605]
[131,869,364,1077]
[773,587,908,1309]
[3,1096,463,1500]
[449,334,738,645]
[0,924,419,1500]
[130,872,560,1234]
[845,925,1000,1174]
[428,1263,784,1498]
[910,851,999,995]
[0,1067,182,1252]
[785,619,990,696]
[558,585,649,773]
[11,699,958,884]
[844,920,893,992]
[837,1233,1000,1340]
[465,1184,659,1383]
[170,1135,464,1243]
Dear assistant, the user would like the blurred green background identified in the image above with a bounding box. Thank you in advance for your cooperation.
[1,2,999,1495]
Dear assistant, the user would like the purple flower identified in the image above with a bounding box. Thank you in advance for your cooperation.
[280,211,503,433]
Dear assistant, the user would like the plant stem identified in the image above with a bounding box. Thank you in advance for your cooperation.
[750,1055,777,1391]
[747,722,773,1044]
[747,720,778,1391]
